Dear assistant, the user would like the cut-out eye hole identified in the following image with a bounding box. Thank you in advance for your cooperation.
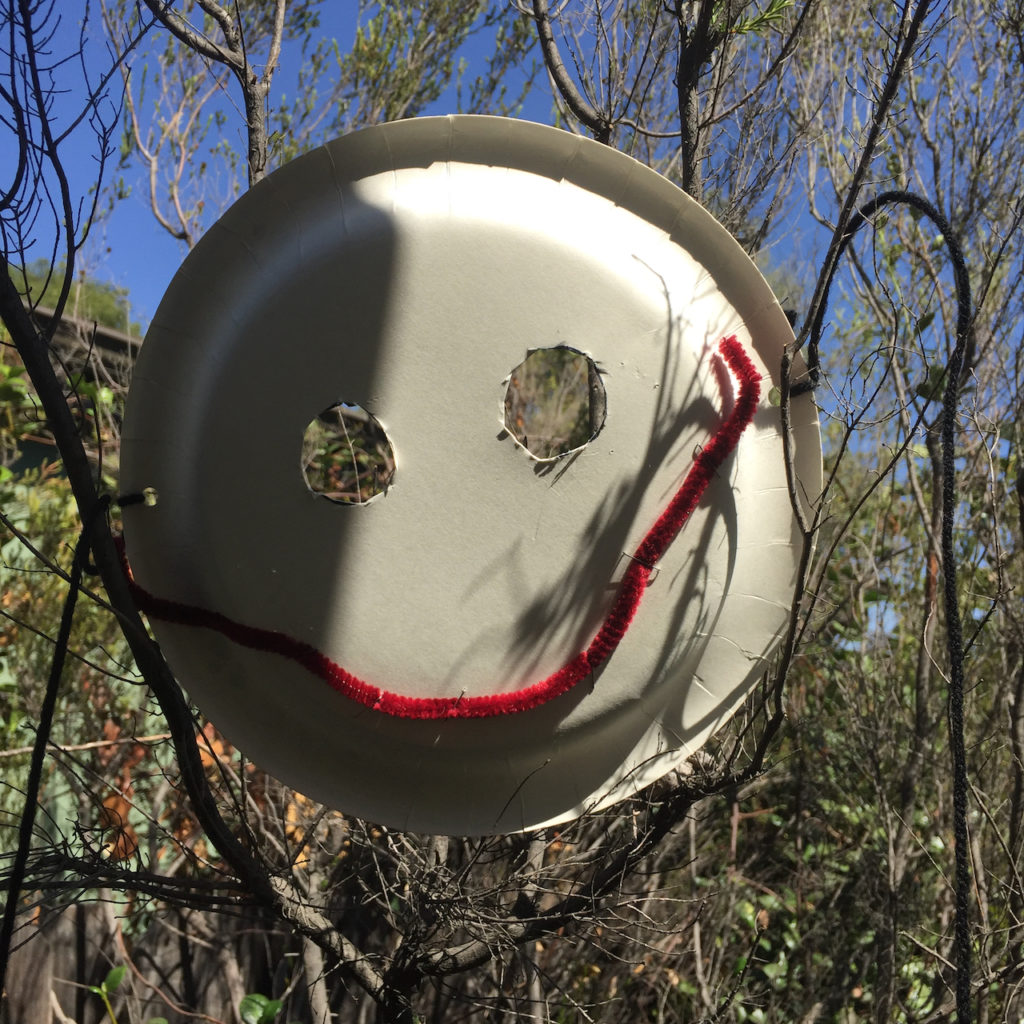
[301,403,395,504]
[503,347,606,460]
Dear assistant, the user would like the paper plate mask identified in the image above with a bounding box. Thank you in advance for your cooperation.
[120,115,820,835]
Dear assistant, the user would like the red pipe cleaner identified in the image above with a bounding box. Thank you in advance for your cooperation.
[120,335,761,719]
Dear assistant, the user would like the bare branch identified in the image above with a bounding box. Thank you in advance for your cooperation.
[261,0,288,93]
[139,0,242,68]
[531,0,610,141]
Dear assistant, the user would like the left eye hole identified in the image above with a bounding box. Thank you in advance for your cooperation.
[503,346,606,461]
[301,402,395,505]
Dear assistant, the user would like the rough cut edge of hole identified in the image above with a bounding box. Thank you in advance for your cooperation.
[503,346,607,463]
[300,402,396,506]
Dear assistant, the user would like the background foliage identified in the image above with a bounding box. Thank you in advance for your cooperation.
[2,1,1023,1022]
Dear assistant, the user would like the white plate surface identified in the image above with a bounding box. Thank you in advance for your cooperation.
[121,115,820,835]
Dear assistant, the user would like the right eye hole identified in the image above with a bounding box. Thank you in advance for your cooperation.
[503,347,606,461]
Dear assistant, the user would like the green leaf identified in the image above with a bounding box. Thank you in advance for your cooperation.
[914,364,947,400]
[723,0,795,35]
[104,964,127,992]
[240,995,269,1024]
[239,994,282,1024]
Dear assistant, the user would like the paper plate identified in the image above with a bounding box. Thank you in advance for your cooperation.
[120,115,820,835]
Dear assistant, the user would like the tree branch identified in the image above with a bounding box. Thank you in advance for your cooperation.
[140,0,242,69]
[269,877,385,1000]
[531,0,610,142]
[795,0,935,379]
[0,266,384,999]
[196,0,242,51]
[674,0,726,201]
[261,0,288,93]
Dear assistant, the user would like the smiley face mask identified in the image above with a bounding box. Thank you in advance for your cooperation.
[120,116,821,835]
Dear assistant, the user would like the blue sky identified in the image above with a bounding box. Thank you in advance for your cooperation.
[4,4,555,331]
[9,4,841,348]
